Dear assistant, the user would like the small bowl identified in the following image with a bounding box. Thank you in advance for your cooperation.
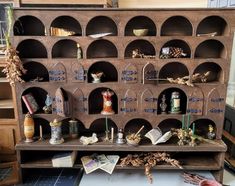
[126,135,141,146]
[133,29,149,36]
[199,179,222,186]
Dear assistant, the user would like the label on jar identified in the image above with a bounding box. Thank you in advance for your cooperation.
[173,98,180,108]
[24,126,34,132]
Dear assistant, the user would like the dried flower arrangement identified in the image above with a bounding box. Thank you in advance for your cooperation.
[120,152,182,183]
[2,7,26,86]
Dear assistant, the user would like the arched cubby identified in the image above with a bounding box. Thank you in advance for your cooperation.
[161,16,192,36]
[50,16,82,36]
[157,87,187,114]
[61,118,85,135]
[14,16,45,36]
[87,39,118,59]
[86,16,117,36]
[88,87,118,114]
[89,118,118,136]
[196,16,229,36]
[193,62,223,83]
[87,61,118,83]
[21,87,48,114]
[125,16,156,36]
[191,119,217,138]
[33,117,50,137]
[160,39,191,58]
[159,62,189,82]
[124,39,156,58]
[52,39,80,58]
[17,39,47,58]
[124,118,152,136]
[21,62,49,82]
[158,119,182,134]
[195,40,226,59]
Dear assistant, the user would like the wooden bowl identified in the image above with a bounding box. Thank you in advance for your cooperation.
[133,29,149,36]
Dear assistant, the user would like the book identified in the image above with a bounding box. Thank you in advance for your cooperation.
[81,154,110,174]
[22,93,39,114]
[145,128,172,145]
[52,151,77,167]
[100,155,120,174]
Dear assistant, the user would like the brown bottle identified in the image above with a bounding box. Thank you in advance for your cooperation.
[24,113,35,143]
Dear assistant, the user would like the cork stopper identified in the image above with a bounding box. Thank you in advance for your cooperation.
[25,112,32,118]
[50,118,62,127]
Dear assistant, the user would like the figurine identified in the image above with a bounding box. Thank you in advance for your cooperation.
[69,119,78,139]
[43,94,52,114]
[49,119,64,145]
[101,89,115,115]
[116,128,126,144]
[170,91,181,114]
[77,43,82,59]
[207,124,216,140]
[160,94,167,114]
[24,113,35,143]
[91,71,103,83]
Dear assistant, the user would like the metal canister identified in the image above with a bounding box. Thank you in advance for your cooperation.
[69,119,78,139]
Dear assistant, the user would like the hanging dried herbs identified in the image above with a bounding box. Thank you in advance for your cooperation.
[2,7,26,86]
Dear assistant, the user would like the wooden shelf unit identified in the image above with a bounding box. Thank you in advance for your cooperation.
[13,8,235,183]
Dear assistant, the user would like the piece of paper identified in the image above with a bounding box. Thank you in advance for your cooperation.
[145,128,162,144]
[88,32,113,39]
[100,155,120,174]
[155,131,172,144]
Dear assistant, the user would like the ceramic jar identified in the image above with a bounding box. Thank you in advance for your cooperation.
[24,113,35,143]
[49,119,64,145]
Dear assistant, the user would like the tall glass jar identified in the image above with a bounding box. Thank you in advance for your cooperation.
[69,119,78,139]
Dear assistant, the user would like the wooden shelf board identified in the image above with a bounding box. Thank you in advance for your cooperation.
[0,99,14,109]
[0,77,8,82]
[0,119,17,125]
[20,156,220,170]
[16,139,226,152]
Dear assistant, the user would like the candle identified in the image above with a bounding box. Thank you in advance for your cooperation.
[192,123,195,135]
[111,128,114,142]
[182,115,185,129]
[40,125,43,139]
[187,114,191,129]
[105,117,108,132]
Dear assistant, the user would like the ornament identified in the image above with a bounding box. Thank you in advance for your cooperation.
[23,113,35,143]
[101,89,115,115]
[207,124,216,140]
[43,94,52,114]
[91,71,103,83]
[49,119,64,145]
[159,94,167,114]
[116,128,126,144]
[77,43,82,59]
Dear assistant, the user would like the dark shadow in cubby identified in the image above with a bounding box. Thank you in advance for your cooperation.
[159,62,189,82]
[160,39,191,58]
[88,87,118,114]
[158,119,182,134]
[124,118,152,144]
[17,39,47,58]
[191,119,216,138]
[33,117,50,138]
[88,61,118,83]
[195,40,226,58]
[196,16,228,36]
[60,118,86,136]
[193,62,222,83]
[161,16,192,36]
[87,39,118,58]
[89,118,118,137]
[14,15,45,36]
[157,88,187,114]
[50,16,82,36]
[125,39,155,58]
[21,62,49,82]
[52,39,79,58]
[125,16,156,36]
[21,87,48,114]
[86,16,117,36]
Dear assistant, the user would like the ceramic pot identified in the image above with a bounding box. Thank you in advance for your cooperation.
[24,113,35,143]
[199,179,222,186]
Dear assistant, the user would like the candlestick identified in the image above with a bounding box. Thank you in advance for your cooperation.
[39,125,44,141]
[110,127,114,143]
[105,116,108,132]
[182,115,185,129]
[187,114,191,129]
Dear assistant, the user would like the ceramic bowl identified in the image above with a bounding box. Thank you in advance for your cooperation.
[133,29,149,36]
[126,135,141,146]
[199,179,222,186]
